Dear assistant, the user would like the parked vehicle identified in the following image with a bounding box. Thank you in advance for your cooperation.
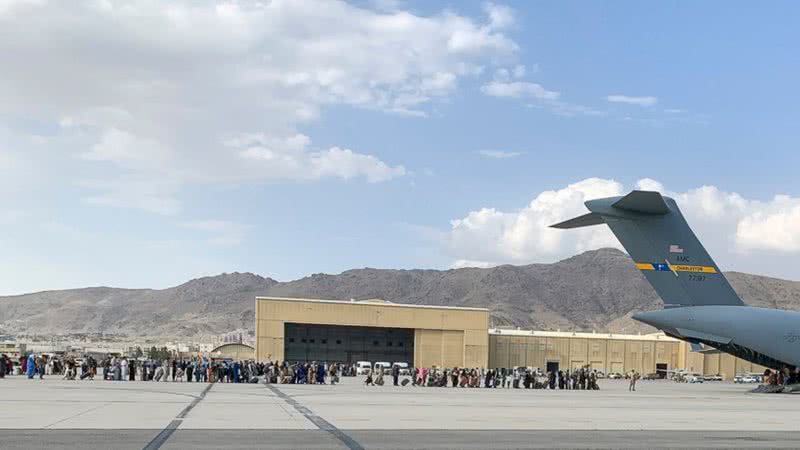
[392,362,410,375]
[373,361,392,373]
[687,375,704,383]
[703,374,723,382]
[607,372,623,379]
[734,374,760,384]
[642,373,660,380]
[355,361,372,375]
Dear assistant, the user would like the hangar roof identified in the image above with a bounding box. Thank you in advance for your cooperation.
[211,343,254,353]
[489,328,681,342]
[256,296,489,312]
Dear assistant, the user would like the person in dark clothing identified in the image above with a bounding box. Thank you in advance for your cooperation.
[0,354,6,378]
[172,360,177,382]
[392,364,400,386]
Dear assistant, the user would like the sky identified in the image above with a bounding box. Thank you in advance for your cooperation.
[2,0,800,295]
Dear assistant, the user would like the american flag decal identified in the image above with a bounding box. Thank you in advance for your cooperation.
[669,244,684,253]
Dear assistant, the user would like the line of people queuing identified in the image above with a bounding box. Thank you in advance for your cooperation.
[364,365,601,390]
[4,352,602,391]
[1,353,355,385]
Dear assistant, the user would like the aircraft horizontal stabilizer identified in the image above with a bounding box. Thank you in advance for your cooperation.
[550,212,604,229]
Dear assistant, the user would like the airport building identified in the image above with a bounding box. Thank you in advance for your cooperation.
[255,296,489,368]
[210,343,255,360]
[489,329,683,375]
[254,296,767,380]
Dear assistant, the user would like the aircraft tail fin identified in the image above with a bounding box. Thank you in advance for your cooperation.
[551,190,744,308]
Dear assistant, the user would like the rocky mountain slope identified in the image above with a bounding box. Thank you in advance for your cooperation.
[2,248,799,338]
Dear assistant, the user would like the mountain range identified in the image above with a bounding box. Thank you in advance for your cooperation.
[2,248,800,339]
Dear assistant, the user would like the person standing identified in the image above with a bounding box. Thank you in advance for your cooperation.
[392,364,400,386]
[36,355,46,380]
[26,353,36,379]
[629,370,638,391]
[317,362,326,384]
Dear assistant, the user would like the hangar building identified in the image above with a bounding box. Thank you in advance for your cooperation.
[489,328,682,375]
[255,296,489,368]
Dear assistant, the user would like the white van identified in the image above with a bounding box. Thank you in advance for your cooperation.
[392,362,410,375]
[356,361,372,375]
[373,361,391,373]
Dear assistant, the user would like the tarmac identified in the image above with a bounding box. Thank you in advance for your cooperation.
[1,376,799,449]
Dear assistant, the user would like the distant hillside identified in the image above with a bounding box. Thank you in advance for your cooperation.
[2,248,800,338]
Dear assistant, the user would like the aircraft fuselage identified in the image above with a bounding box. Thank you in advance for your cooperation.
[634,306,800,369]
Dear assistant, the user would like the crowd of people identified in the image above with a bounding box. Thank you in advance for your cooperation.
[3,352,605,390]
[0,353,358,385]
[364,365,602,390]
[762,368,800,386]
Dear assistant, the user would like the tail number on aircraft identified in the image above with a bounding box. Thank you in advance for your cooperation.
[688,274,706,282]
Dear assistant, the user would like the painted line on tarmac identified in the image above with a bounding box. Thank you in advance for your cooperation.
[142,382,214,450]
[265,383,365,450]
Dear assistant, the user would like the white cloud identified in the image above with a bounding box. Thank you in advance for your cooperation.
[606,95,658,106]
[447,178,623,265]
[482,80,560,100]
[233,133,406,183]
[635,178,665,192]
[736,197,800,252]
[484,67,606,117]
[445,178,800,277]
[0,0,518,213]
[477,150,523,159]
[80,128,173,169]
[484,2,514,29]
[0,0,43,15]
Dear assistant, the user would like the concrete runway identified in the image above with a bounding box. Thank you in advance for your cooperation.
[1,376,798,449]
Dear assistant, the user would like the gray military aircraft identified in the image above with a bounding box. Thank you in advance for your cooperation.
[552,190,799,370]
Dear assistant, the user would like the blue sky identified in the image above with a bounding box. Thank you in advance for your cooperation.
[1,0,800,295]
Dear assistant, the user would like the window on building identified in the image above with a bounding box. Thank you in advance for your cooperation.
[373,340,379,346]
[336,340,342,345]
